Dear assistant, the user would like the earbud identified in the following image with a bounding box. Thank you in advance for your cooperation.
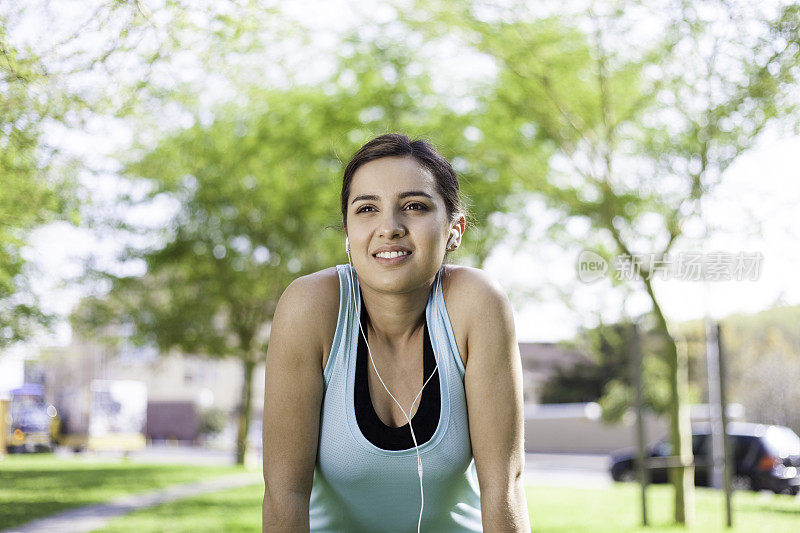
[345,236,350,254]
[446,229,459,250]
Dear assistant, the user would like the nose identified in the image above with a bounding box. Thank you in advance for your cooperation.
[378,207,406,240]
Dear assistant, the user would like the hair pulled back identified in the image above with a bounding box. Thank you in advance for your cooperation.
[340,133,465,230]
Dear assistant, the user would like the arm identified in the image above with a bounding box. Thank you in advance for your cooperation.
[262,277,325,532]
[462,270,530,532]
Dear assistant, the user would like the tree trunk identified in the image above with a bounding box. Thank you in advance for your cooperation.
[644,278,695,525]
[235,357,256,465]
[666,332,695,525]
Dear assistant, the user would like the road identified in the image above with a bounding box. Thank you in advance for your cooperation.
[523,452,613,487]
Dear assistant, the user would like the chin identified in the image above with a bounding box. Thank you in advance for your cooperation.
[371,270,414,291]
[367,262,439,293]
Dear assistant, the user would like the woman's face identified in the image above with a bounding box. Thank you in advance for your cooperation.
[345,156,456,294]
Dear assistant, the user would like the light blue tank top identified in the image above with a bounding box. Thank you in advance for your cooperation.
[309,263,483,532]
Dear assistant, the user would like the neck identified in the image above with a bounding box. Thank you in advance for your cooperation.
[357,273,436,350]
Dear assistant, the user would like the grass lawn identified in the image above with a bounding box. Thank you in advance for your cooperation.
[97,481,800,532]
[0,453,249,529]
[98,482,263,532]
[526,483,799,532]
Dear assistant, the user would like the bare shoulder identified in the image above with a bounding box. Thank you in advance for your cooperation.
[441,264,508,303]
[277,267,341,370]
[285,266,340,305]
[440,265,512,368]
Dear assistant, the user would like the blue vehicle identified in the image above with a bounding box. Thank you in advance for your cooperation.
[6,384,55,453]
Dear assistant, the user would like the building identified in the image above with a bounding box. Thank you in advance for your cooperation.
[518,341,594,403]
[40,335,264,446]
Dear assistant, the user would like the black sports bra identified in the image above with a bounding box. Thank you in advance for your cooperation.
[354,293,441,450]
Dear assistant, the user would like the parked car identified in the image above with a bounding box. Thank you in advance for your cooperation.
[609,422,800,495]
[6,383,56,453]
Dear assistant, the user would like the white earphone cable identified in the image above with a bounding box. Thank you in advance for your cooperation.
[345,248,440,533]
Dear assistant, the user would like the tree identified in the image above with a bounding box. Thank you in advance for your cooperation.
[74,87,348,465]
[0,16,81,348]
[2,0,213,349]
[539,321,633,404]
[539,317,703,428]
[539,320,674,409]
[408,0,800,524]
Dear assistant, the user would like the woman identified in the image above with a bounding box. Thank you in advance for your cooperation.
[262,133,530,532]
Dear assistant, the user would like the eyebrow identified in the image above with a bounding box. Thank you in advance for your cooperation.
[350,190,434,205]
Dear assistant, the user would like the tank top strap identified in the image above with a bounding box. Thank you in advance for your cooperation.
[328,264,359,389]
[429,265,467,380]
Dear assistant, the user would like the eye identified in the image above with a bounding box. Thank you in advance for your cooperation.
[355,202,427,214]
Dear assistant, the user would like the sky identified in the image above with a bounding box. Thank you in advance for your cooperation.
[5,0,800,363]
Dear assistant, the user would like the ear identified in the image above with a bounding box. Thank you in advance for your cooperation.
[448,214,466,249]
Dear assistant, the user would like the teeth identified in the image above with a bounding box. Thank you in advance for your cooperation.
[376,251,409,259]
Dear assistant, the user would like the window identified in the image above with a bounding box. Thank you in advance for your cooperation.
[764,426,800,458]
[692,434,710,457]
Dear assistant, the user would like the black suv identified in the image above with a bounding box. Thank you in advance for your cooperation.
[609,422,800,495]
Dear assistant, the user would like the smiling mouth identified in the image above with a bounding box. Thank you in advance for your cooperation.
[373,251,412,259]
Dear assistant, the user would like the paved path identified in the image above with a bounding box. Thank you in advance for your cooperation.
[2,472,262,533]
[524,452,613,488]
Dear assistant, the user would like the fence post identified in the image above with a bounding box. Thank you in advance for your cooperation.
[717,322,733,528]
[630,322,648,527]
[0,399,9,458]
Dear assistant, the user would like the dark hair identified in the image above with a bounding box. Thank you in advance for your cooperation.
[340,133,466,230]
